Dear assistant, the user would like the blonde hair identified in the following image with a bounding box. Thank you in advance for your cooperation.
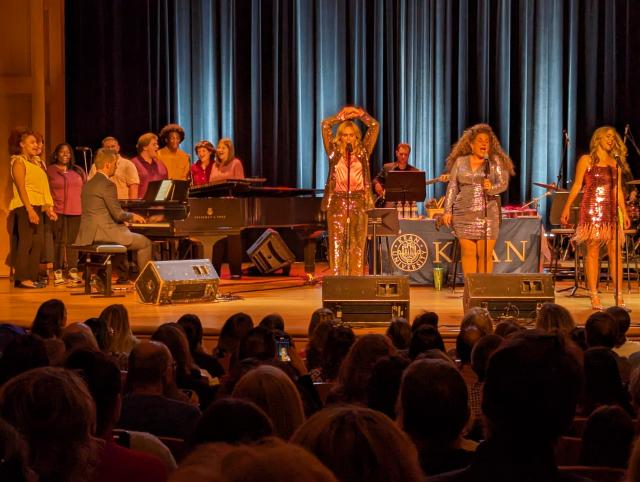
[99,304,137,354]
[445,123,515,176]
[589,126,631,175]
[232,365,305,439]
[216,138,235,165]
[136,132,158,154]
[335,120,363,151]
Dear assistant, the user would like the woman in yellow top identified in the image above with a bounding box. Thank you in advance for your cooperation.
[157,123,191,181]
[8,127,58,288]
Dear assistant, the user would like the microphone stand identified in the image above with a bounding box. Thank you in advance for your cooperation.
[557,130,570,189]
[345,143,352,275]
[614,153,623,307]
[483,155,490,274]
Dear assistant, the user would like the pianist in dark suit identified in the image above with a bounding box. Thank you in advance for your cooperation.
[321,105,379,276]
[75,148,152,278]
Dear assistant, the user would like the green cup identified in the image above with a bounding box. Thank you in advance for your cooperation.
[433,266,445,291]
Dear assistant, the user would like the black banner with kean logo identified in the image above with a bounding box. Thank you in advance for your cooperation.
[380,218,542,285]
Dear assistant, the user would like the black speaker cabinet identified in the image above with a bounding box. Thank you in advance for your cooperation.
[322,275,410,326]
[247,229,295,274]
[135,259,219,305]
[463,273,554,322]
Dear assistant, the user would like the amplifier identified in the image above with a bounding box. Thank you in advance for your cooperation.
[135,259,219,305]
[463,273,554,322]
[247,229,295,274]
[322,275,410,326]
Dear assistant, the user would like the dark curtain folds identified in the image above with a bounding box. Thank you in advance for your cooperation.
[66,0,640,209]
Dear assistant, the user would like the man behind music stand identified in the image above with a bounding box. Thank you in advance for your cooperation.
[384,171,427,206]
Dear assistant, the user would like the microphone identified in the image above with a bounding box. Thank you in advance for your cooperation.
[624,124,630,141]
[613,152,625,171]
[563,129,570,146]
[346,143,353,154]
[75,146,91,151]
[483,154,490,177]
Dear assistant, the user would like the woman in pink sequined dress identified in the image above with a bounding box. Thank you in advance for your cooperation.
[561,126,631,310]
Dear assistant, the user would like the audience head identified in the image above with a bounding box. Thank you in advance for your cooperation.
[0,334,49,386]
[305,319,334,371]
[65,350,122,437]
[332,333,394,404]
[583,347,632,415]
[367,354,411,419]
[151,322,196,378]
[127,341,173,390]
[61,323,100,354]
[0,418,36,482]
[470,334,503,382]
[99,304,136,354]
[536,302,575,337]
[217,312,254,356]
[177,313,205,353]
[399,359,469,447]
[386,318,412,350]
[31,298,66,338]
[0,367,98,482]
[232,364,304,439]
[482,331,582,443]
[455,324,482,363]
[409,325,445,360]
[308,307,335,337]
[83,317,109,350]
[412,310,439,331]
[571,326,588,351]
[190,397,274,447]
[585,311,618,348]
[292,405,424,482]
[579,405,634,468]
[258,313,285,332]
[605,306,632,347]
[494,319,524,338]
[237,326,276,362]
[174,438,337,482]
[460,307,493,335]
[320,324,356,381]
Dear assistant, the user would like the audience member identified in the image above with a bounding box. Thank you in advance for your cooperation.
[177,314,224,378]
[215,312,254,359]
[311,324,355,383]
[64,350,167,482]
[386,318,412,350]
[367,354,411,419]
[236,326,276,363]
[460,307,494,335]
[119,341,201,439]
[99,304,139,360]
[84,317,109,350]
[428,331,582,482]
[61,322,100,354]
[308,307,335,338]
[306,319,334,373]
[0,418,36,482]
[606,306,640,358]
[327,333,395,404]
[0,333,48,387]
[585,311,619,348]
[189,397,274,448]
[232,364,305,439]
[173,438,337,482]
[412,310,439,331]
[579,405,634,469]
[400,359,474,476]
[30,298,66,338]
[409,325,446,360]
[493,319,524,338]
[0,367,100,482]
[535,302,575,338]
[292,405,424,482]
[570,326,589,351]
[455,324,483,387]
[258,313,285,332]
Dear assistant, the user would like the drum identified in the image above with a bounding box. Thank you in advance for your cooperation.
[502,206,538,218]
[628,202,640,222]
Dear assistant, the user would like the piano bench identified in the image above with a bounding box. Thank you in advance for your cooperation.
[72,244,128,298]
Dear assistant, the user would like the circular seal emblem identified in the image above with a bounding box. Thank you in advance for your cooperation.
[390,234,428,272]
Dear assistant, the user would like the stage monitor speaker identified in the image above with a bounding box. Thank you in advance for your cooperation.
[463,273,554,323]
[135,259,219,305]
[322,275,410,326]
[247,229,295,274]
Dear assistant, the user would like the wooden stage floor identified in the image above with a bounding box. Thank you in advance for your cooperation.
[3,262,640,341]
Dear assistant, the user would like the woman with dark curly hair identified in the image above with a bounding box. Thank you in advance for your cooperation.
[561,126,631,310]
[157,123,191,181]
[442,124,514,276]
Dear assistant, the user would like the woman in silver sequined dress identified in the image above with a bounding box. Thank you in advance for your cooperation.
[442,124,514,276]
[560,126,631,310]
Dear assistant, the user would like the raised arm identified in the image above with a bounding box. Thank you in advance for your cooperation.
[321,110,345,155]
[357,109,379,157]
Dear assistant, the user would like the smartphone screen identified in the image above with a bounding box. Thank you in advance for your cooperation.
[275,335,291,362]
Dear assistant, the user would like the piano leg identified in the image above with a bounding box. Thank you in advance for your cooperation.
[302,230,325,275]
[189,235,229,276]
[227,235,243,278]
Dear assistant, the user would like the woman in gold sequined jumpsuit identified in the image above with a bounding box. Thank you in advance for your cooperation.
[561,126,631,310]
[321,106,379,276]
[442,124,514,276]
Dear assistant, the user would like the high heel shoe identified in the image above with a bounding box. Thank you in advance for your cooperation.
[590,291,603,311]
[616,296,631,312]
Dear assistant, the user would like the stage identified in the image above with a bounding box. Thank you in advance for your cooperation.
[4,262,640,347]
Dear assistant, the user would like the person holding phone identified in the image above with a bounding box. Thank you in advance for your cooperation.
[442,124,513,276]
[321,106,379,276]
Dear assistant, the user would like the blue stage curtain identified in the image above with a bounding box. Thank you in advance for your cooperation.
[66,0,640,209]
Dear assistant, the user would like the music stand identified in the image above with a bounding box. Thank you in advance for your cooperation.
[384,171,427,204]
[549,191,585,295]
[367,208,400,275]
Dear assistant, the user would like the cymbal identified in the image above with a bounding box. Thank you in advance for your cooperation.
[627,180,640,185]
[533,182,568,192]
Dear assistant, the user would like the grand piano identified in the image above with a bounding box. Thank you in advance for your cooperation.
[122,180,326,275]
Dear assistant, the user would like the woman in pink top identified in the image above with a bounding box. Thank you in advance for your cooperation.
[209,138,245,182]
[46,143,86,274]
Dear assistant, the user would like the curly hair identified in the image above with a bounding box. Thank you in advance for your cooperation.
[445,123,515,176]
[158,123,186,143]
[7,127,35,156]
[589,126,631,175]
